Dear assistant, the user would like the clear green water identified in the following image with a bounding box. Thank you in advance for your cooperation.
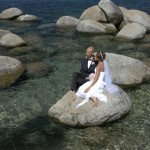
[0,0,150,149]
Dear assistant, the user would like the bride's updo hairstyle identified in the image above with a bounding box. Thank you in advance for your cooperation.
[96,51,106,61]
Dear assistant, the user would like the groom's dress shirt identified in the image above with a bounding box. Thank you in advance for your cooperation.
[86,57,92,69]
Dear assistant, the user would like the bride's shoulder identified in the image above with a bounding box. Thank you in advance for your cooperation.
[97,61,104,70]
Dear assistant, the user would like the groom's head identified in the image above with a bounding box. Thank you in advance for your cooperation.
[86,46,94,58]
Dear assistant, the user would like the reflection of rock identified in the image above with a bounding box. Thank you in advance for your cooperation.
[116,23,146,40]
[48,90,131,127]
[0,30,11,39]
[0,8,23,20]
[15,54,43,64]
[98,0,123,26]
[106,53,149,87]
[16,14,38,21]
[0,56,24,89]
[42,47,57,56]
[76,20,117,34]
[38,23,55,29]
[25,62,50,79]
[9,46,35,56]
[80,5,107,22]
[117,43,136,50]
[23,33,43,48]
[56,16,79,28]
[0,33,26,47]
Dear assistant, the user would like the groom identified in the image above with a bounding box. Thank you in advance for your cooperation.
[71,46,97,99]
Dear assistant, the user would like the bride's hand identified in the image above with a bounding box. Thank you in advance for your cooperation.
[84,87,90,93]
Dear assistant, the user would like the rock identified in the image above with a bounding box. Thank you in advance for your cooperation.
[0,8,23,20]
[0,30,11,39]
[102,23,117,33]
[79,5,107,22]
[16,14,38,21]
[119,7,129,30]
[76,20,117,34]
[98,0,123,26]
[116,23,146,40]
[123,9,150,31]
[144,65,150,82]
[0,56,24,89]
[25,62,50,79]
[0,33,26,47]
[48,90,131,127]
[119,7,128,14]
[118,17,130,30]
[76,20,105,33]
[106,53,148,87]
[56,16,79,28]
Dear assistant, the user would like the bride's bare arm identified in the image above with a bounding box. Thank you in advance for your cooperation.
[84,62,103,93]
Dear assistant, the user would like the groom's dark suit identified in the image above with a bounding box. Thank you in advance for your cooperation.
[71,58,97,92]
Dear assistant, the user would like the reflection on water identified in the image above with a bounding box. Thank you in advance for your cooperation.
[0,0,150,149]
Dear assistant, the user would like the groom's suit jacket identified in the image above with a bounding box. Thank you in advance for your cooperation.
[80,58,97,79]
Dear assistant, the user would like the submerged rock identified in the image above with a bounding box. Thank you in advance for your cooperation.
[0,56,24,89]
[0,33,26,47]
[48,89,131,127]
[25,62,50,79]
[0,8,23,20]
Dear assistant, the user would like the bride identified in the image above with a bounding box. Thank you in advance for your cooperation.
[75,51,119,109]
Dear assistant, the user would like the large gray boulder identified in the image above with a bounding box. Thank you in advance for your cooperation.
[122,9,150,31]
[0,8,23,20]
[116,23,146,40]
[16,14,38,21]
[76,20,117,34]
[0,29,11,39]
[0,56,24,89]
[106,53,149,87]
[0,33,26,47]
[80,5,107,22]
[56,16,79,28]
[98,0,123,26]
[48,89,131,127]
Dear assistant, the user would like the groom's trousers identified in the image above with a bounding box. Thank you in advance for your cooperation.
[71,72,88,92]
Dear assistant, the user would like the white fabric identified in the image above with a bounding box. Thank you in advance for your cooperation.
[76,72,107,109]
[75,60,119,109]
[88,60,92,68]
[103,60,119,94]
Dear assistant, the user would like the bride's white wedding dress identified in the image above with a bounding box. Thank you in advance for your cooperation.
[75,60,119,109]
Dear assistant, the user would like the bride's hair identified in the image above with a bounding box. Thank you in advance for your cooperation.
[96,51,106,61]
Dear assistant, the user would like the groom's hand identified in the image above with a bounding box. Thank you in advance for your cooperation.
[84,87,90,93]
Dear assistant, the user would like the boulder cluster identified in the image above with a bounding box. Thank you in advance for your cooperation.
[56,0,150,40]
[0,7,38,22]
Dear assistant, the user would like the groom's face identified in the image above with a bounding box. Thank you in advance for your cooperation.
[86,47,94,58]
